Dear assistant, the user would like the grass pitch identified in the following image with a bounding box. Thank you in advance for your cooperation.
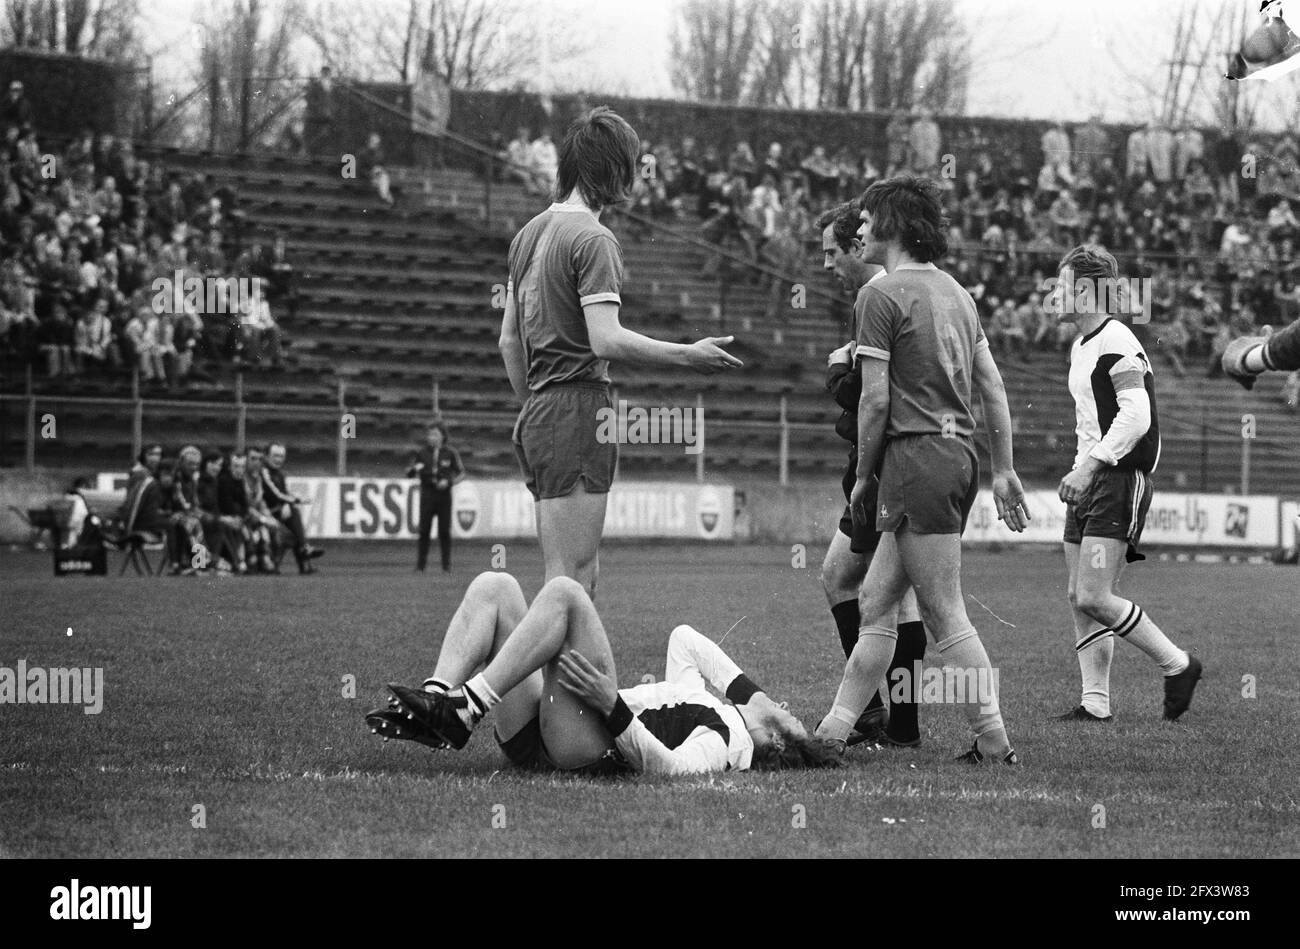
[1,540,1296,858]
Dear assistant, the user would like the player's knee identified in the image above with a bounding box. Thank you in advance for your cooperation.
[539,574,585,606]
[469,570,518,600]
[1073,585,1112,619]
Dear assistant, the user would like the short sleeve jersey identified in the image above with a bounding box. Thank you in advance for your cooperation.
[507,203,624,391]
[854,262,989,437]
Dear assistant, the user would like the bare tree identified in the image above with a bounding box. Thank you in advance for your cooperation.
[670,0,766,103]
[191,0,302,152]
[2,0,141,55]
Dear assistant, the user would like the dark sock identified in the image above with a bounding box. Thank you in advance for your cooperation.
[886,620,927,741]
[833,599,884,712]
[831,599,860,659]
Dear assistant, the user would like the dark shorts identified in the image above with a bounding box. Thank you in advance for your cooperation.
[876,434,979,535]
[496,717,632,776]
[837,451,882,554]
[512,382,618,502]
[1063,468,1155,563]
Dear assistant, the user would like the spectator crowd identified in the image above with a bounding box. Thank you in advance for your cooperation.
[614,109,1300,382]
[0,80,299,389]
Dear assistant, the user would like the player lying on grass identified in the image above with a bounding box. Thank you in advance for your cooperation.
[1222,313,1300,389]
[1051,244,1201,723]
[819,199,927,749]
[365,572,841,775]
[814,175,1031,765]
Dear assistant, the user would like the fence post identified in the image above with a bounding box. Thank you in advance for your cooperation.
[778,395,789,488]
[1241,426,1252,496]
[1199,409,1208,492]
[432,376,440,416]
[131,367,143,461]
[336,377,347,476]
[484,154,494,229]
[235,370,247,451]
[24,364,35,472]
[696,393,705,484]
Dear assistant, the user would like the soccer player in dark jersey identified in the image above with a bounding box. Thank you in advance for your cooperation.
[1222,313,1300,387]
[817,200,927,748]
[499,107,741,599]
[814,176,1031,764]
[406,420,465,573]
[367,572,841,775]
[1052,245,1202,723]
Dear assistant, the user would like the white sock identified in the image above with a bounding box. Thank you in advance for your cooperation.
[817,705,860,743]
[1075,624,1113,717]
[1114,602,1188,676]
[461,673,502,725]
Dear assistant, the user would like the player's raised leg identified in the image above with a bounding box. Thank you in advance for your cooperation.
[1071,536,1201,721]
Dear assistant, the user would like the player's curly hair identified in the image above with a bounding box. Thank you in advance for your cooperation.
[815,199,861,254]
[858,174,948,262]
[556,107,640,211]
[749,730,844,770]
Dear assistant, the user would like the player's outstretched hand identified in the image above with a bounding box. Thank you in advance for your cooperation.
[1221,335,1268,390]
[993,470,1031,533]
[686,336,744,374]
[556,650,618,717]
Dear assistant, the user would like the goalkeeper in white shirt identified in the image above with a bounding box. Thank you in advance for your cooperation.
[366,572,841,775]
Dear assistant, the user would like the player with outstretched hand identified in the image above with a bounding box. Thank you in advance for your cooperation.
[1051,244,1202,723]
[498,107,741,601]
[366,572,841,775]
[814,175,1031,764]
[1222,316,1300,388]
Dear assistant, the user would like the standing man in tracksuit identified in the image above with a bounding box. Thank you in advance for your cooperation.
[408,420,465,573]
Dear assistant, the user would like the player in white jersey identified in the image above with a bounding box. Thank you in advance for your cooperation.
[1052,245,1201,723]
[366,572,841,775]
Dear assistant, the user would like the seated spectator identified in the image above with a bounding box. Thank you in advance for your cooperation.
[197,448,245,573]
[37,300,75,378]
[1,81,33,134]
[167,446,206,574]
[239,284,284,369]
[218,451,267,573]
[73,296,118,373]
[261,442,324,574]
[244,445,285,573]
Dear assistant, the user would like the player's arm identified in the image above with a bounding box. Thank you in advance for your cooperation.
[585,302,742,373]
[1059,355,1150,504]
[972,344,1030,531]
[575,232,741,373]
[498,284,529,403]
[606,702,731,775]
[555,651,729,775]
[664,624,765,704]
[1223,316,1300,388]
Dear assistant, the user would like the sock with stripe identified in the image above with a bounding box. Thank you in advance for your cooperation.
[832,599,884,712]
[817,625,897,742]
[886,620,927,741]
[422,676,452,694]
[1113,601,1189,676]
[935,626,1010,753]
[458,673,502,728]
[1074,622,1114,717]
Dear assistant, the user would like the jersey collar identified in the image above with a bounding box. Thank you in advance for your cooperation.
[1079,317,1114,345]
